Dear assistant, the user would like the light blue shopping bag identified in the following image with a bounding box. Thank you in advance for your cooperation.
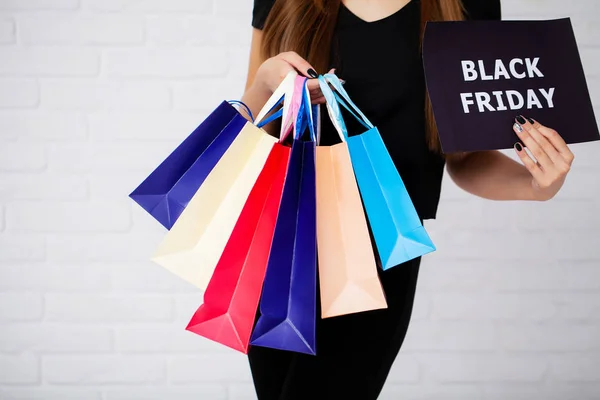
[318,74,436,270]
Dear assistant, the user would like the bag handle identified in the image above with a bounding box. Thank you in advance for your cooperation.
[291,75,307,141]
[254,70,298,141]
[329,93,372,133]
[301,78,318,142]
[314,102,321,145]
[307,81,319,143]
[227,100,255,122]
[291,76,317,143]
[270,74,307,143]
[317,75,349,142]
[324,74,374,130]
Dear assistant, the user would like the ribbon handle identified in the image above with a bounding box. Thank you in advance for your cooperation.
[254,70,298,141]
[324,74,374,129]
[317,75,348,142]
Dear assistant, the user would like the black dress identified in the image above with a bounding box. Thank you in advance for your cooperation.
[249,1,501,399]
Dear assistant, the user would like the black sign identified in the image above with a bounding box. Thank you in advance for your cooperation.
[423,18,599,153]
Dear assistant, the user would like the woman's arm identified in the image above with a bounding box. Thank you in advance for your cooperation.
[446,150,537,201]
[239,29,276,127]
[446,116,574,202]
[239,29,322,136]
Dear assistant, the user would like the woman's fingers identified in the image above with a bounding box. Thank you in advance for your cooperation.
[275,59,336,105]
[277,51,316,77]
[513,116,554,169]
[306,68,339,104]
[517,116,563,166]
[514,116,574,199]
[514,142,544,181]
[307,80,321,92]
[307,79,324,104]
[528,117,575,165]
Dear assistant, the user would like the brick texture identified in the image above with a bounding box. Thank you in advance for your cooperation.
[0,1,598,399]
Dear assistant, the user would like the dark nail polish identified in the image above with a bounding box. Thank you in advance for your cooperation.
[307,68,318,78]
[515,142,523,151]
[527,117,535,124]
[516,115,527,125]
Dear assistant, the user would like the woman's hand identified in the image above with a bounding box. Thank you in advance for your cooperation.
[513,115,575,201]
[253,51,332,104]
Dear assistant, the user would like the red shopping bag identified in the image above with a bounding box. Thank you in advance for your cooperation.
[185,143,290,353]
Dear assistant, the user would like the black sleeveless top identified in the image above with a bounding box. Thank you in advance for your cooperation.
[252,0,501,220]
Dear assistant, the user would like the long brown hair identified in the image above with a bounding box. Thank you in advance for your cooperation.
[260,0,465,153]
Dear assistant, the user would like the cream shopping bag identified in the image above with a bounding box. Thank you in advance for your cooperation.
[151,71,298,290]
[316,75,388,318]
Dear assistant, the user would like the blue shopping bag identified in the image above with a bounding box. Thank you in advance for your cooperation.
[318,74,436,270]
[250,77,318,355]
[129,102,249,230]
[129,74,295,230]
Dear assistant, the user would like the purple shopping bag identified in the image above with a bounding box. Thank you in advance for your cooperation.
[129,101,249,230]
[250,78,318,355]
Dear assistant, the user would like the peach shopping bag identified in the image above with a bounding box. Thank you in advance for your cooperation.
[315,76,387,318]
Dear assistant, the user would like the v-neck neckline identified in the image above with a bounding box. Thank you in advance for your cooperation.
[340,0,416,24]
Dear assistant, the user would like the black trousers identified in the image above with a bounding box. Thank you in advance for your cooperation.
[247,257,421,400]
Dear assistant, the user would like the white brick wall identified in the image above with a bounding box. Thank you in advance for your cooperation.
[0,0,598,399]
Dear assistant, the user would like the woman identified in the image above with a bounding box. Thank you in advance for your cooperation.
[239,0,575,398]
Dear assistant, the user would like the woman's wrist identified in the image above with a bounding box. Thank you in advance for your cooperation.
[514,167,539,201]
[240,79,272,121]
[240,77,281,137]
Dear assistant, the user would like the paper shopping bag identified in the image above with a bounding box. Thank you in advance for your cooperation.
[315,144,388,319]
[183,76,308,353]
[250,77,318,355]
[315,76,387,319]
[185,144,290,353]
[129,101,250,230]
[151,71,298,290]
[321,74,436,270]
